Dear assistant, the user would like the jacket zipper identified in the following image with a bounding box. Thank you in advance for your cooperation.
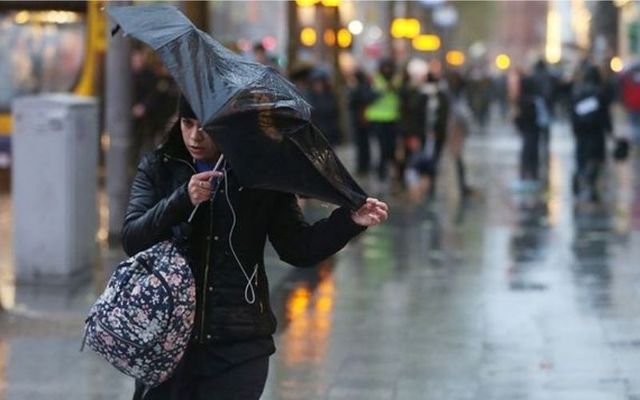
[164,152,223,343]
[200,196,214,343]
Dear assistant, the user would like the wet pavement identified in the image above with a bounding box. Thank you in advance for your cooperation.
[2,117,640,399]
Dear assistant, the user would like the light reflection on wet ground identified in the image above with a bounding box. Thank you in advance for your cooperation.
[262,122,640,400]
[2,120,640,398]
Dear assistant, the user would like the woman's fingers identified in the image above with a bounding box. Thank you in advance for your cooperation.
[198,180,213,191]
[194,170,223,181]
[376,208,388,221]
[354,199,389,226]
[365,198,389,212]
[188,172,222,206]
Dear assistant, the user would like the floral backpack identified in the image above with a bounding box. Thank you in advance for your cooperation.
[82,241,196,387]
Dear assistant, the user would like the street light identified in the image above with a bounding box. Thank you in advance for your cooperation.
[446,50,465,66]
[412,34,441,52]
[611,56,624,72]
[404,18,420,39]
[301,27,317,46]
[348,20,363,35]
[324,29,336,46]
[321,0,340,7]
[390,18,405,39]
[296,0,319,7]
[546,6,562,64]
[337,28,352,48]
[495,54,511,70]
[391,18,421,39]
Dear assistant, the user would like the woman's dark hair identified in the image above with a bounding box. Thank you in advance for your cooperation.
[178,96,197,119]
[159,96,195,149]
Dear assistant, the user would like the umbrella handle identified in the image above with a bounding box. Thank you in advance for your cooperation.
[187,154,225,223]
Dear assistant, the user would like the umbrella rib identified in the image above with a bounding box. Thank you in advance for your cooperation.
[286,125,357,208]
[154,28,194,51]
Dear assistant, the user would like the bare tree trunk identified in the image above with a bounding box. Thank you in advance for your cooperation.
[106,2,133,245]
[286,0,299,77]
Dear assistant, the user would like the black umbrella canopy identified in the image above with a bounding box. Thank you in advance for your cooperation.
[108,4,367,210]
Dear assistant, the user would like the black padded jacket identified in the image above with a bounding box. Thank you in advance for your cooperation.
[121,130,366,346]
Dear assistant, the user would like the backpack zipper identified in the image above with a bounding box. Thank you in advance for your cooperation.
[94,318,147,350]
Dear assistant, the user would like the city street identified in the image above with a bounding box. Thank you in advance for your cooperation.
[1,116,640,399]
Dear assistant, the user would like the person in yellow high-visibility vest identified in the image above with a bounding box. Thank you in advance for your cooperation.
[365,59,401,188]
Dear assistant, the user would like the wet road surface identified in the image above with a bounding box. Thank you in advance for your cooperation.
[1,119,640,399]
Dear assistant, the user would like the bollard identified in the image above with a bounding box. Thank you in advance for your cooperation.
[12,94,98,284]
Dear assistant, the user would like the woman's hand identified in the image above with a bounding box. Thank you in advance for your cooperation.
[188,171,223,206]
[351,198,389,227]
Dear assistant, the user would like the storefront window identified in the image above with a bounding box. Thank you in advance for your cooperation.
[0,11,85,112]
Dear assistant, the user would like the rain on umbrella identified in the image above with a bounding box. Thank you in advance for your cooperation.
[107,4,367,210]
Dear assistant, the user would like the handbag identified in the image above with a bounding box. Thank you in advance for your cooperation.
[409,136,436,177]
[613,137,630,162]
[82,241,196,387]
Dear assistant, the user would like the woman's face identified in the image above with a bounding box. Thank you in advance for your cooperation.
[180,118,219,161]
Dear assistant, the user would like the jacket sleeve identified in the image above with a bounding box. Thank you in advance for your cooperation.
[121,155,194,256]
[268,194,367,267]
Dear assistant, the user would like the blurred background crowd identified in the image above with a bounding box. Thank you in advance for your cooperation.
[1,1,636,207]
[1,0,639,284]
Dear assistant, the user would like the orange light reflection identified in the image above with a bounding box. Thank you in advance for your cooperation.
[281,260,336,367]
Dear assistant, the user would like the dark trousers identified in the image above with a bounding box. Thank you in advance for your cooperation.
[573,136,604,199]
[133,355,269,400]
[520,128,540,180]
[428,135,446,198]
[371,122,398,182]
[455,156,468,197]
[354,124,371,174]
[539,126,550,183]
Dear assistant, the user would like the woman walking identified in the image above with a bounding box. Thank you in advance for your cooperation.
[124,98,388,399]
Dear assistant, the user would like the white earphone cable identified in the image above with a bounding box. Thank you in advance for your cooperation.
[223,168,258,304]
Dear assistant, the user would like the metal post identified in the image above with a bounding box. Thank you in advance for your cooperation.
[105,2,133,245]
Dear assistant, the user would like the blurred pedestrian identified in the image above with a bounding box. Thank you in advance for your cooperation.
[349,69,376,175]
[131,48,157,164]
[252,42,278,69]
[570,65,612,202]
[288,62,313,99]
[447,70,474,199]
[531,59,556,178]
[492,72,509,121]
[514,77,543,187]
[467,65,492,134]
[365,58,401,191]
[422,63,450,200]
[307,68,342,145]
[619,63,640,144]
[398,58,429,193]
[125,97,389,400]
[130,48,179,167]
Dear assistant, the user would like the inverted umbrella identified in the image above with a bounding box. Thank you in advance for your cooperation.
[108,5,367,210]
